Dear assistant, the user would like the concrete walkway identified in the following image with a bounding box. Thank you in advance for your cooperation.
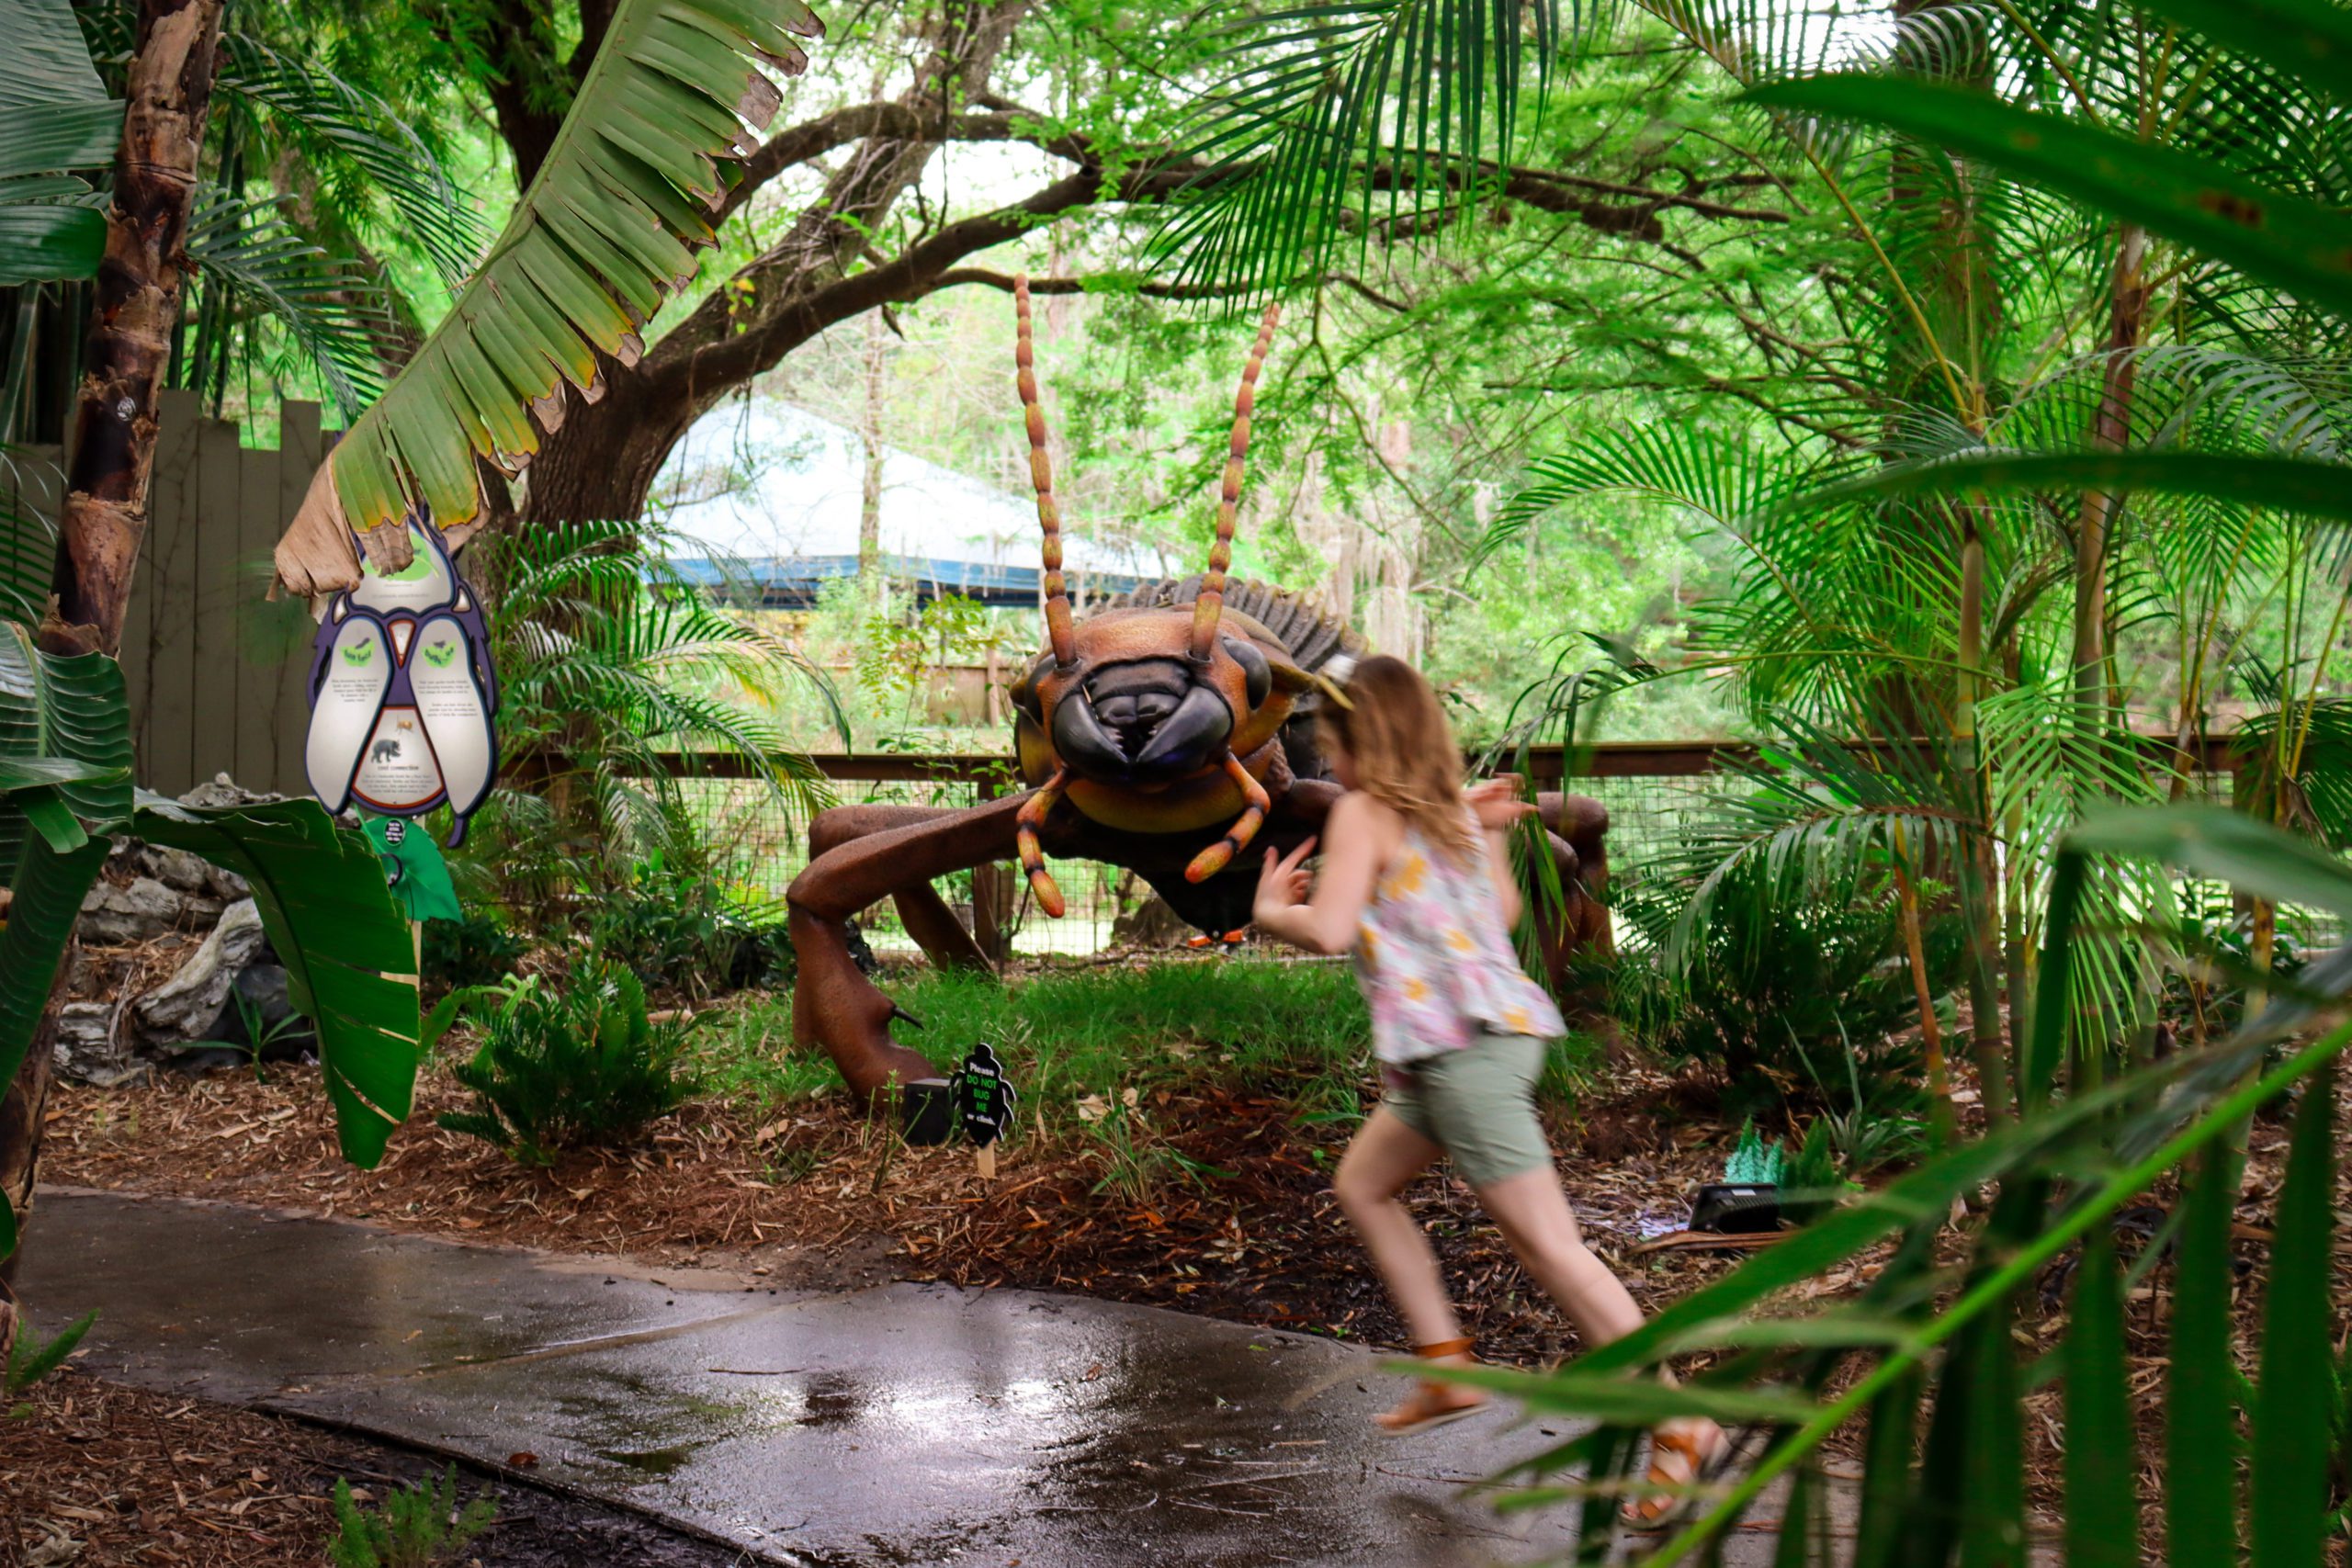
[19,1189,1791,1566]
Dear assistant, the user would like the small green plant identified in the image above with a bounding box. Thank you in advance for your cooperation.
[435,961,704,1167]
[423,908,529,992]
[589,858,790,997]
[1084,1093,1229,1204]
[6,1309,96,1394]
[1778,1119,1849,1225]
[189,989,311,1083]
[1723,1117,1786,1185]
[325,1467,496,1568]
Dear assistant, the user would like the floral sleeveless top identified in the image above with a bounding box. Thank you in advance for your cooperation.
[1354,811,1566,1066]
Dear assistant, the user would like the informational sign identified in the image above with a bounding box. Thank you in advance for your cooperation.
[305,514,500,846]
[952,1042,1017,1178]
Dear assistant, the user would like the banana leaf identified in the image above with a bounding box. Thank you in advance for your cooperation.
[272,0,824,596]
[133,794,420,1168]
[0,628,419,1260]
[0,0,121,286]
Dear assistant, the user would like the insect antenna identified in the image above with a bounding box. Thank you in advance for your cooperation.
[1188,300,1282,664]
[1014,275,1077,668]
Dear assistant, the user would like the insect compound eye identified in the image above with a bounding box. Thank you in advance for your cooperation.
[1221,636,1272,707]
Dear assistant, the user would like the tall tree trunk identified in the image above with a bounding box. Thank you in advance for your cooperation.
[1,0,225,1370]
[2072,226,2147,737]
[857,308,887,601]
[45,0,225,659]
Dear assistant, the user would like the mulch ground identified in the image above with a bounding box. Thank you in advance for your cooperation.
[0,1371,756,1568]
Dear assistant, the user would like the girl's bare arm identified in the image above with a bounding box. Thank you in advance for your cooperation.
[1482,826,1524,928]
[1251,792,1388,955]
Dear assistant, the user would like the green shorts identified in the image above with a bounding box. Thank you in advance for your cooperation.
[1381,1030,1554,1189]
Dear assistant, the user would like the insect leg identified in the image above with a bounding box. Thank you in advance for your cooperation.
[1184,750,1271,883]
[1015,767,1069,917]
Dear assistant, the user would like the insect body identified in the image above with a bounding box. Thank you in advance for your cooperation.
[786,278,1613,1105]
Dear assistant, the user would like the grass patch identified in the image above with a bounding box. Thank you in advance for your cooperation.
[696,957,1373,1133]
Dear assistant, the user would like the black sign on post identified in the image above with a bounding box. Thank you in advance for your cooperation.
[952,1043,1016,1179]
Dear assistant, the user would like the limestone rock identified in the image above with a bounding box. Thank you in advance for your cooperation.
[78,876,187,945]
[51,1000,143,1087]
[134,898,266,1043]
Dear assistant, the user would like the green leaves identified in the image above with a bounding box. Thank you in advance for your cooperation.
[133,795,420,1168]
[0,624,133,887]
[2251,1064,2339,1568]
[2064,1224,2138,1568]
[1153,0,1564,301]
[1746,74,2352,327]
[0,0,118,286]
[2166,1148,2242,1562]
[1797,452,2352,529]
[281,0,825,590]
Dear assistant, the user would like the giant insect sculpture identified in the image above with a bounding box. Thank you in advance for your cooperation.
[786,278,1613,1101]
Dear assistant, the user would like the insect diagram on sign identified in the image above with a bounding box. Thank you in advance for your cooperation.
[304,512,500,846]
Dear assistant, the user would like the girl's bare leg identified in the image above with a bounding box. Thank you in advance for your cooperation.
[1477,1164,1727,1524]
[1331,1107,1456,1344]
[1474,1166,1645,1347]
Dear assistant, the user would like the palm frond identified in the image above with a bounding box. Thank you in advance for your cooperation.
[183,193,390,421]
[274,0,824,594]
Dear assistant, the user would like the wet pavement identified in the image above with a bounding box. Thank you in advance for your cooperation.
[19,1188,1800,1565]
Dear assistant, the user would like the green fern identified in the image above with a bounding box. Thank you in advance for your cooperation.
[325,1468,495,1568]
[435,960,703,1167]
[5,1309,95,1393]
[1723,1117,1786,1184]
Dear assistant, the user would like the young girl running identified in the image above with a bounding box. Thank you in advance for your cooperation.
[1249,654,1727,1529]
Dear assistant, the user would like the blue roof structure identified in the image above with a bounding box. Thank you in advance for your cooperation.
[667,552,1148,607]
[651,400,1164,606]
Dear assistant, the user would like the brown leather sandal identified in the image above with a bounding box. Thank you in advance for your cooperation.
[1622,1420,1734,1529]
[1374,1337,1488,1436]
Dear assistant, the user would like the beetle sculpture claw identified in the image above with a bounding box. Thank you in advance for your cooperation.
[1016,769,1069,917]
[785,276,1619,1107]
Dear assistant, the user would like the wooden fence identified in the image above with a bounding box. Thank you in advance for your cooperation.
[124,391,326,797]
[3,391,329,797]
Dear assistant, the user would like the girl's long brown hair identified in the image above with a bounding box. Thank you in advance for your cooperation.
[1317,655,1476,860]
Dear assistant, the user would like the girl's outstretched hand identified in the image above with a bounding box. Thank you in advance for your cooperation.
[1465,775,1533,830]
[1251,836,1317,925]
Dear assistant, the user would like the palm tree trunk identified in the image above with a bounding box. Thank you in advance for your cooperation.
[1,0,226,1371]
[2071,225,2147,736]
[1955,513,2010,1122]
[45,0,226,658]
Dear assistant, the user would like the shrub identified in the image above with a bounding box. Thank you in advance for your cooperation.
[1613,856,1959,1111]
[435,962,703,1166]
[422,908,528,991]
[325,1468,495,1568]
[588,863,790,997]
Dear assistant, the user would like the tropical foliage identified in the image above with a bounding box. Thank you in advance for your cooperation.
[0,626,421,1258]
[456,516,836,926]
[1155,0,2352,1551]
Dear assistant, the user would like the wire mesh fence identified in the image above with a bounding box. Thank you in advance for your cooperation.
[660,742,2335,961]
